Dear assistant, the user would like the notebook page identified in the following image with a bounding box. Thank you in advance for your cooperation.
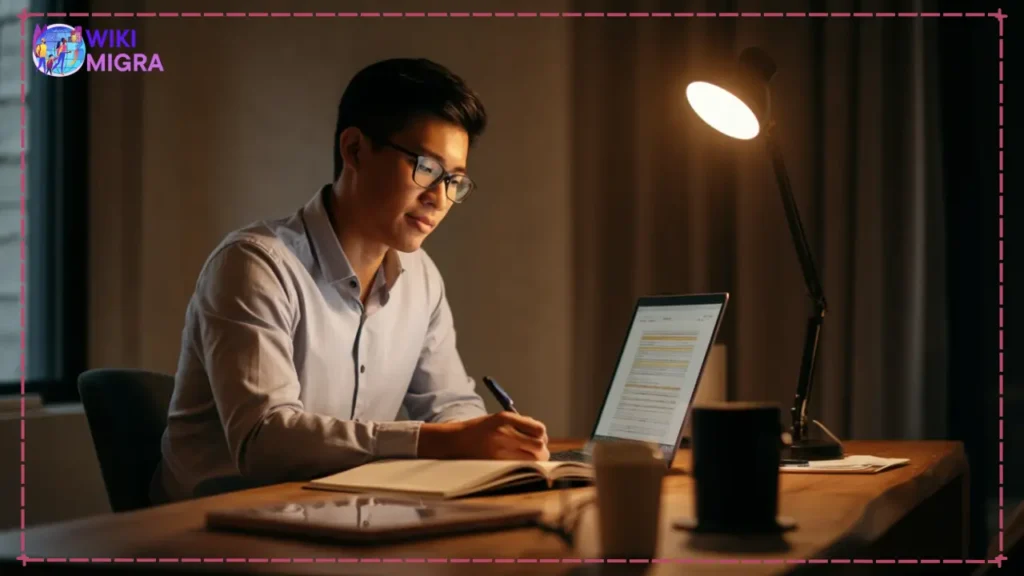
[535,461,594,480]
[309,460,539,496]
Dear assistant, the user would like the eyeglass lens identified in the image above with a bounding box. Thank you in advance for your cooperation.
[412,156,473,202]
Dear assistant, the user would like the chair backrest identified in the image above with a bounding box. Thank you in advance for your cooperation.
[77,368,175,513]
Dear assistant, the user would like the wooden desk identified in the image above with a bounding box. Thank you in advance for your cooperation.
[0,441,968,575]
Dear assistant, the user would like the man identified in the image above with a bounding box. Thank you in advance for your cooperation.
[34,37,46,72]
[151,58,549,504]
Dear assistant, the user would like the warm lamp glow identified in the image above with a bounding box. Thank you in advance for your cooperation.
[685,81,761,140]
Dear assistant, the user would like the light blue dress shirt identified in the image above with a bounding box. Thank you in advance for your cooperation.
[151,185,488,503]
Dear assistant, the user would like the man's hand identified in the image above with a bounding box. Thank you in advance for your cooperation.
[418,412,550,461]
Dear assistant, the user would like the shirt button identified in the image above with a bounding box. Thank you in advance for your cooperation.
[360,365,366,373]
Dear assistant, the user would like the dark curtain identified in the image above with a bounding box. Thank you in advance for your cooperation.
[936,0,1006,559]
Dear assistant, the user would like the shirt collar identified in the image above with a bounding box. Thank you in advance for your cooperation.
[301,185,406,292]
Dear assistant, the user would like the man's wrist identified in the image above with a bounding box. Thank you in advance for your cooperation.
[417,421,465,459]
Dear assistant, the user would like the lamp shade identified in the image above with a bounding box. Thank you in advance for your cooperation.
[685,81,761,140]
[685,47,778,140]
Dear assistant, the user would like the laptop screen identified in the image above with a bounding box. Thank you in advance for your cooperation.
[589,296,727,460]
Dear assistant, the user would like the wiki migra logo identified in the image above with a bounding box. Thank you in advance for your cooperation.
[32,23,164,76]
[32,24,85,77]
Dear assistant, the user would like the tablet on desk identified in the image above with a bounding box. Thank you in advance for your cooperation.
[205,494,543,544]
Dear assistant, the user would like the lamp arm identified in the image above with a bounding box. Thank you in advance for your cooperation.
[763,124,828,443]
[764,124,827,310]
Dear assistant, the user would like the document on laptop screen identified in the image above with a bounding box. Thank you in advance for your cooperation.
[592,303,723,447]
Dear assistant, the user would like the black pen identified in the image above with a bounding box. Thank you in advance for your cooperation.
[781,459,809,467]
[482,376,519,414]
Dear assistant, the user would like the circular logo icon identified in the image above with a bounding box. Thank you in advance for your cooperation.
[32,23,86,77]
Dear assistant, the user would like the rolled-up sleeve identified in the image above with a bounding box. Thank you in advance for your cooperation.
[402,257,488,424]
[197,240,421,484]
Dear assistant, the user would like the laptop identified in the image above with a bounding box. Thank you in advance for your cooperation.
[550,293,730,465]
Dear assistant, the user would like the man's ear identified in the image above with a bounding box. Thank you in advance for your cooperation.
[339,126,364,171]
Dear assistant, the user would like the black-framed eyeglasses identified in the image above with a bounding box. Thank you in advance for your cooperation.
[383,141,476,204]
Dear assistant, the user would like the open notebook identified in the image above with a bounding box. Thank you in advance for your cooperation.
[306,460,594,499]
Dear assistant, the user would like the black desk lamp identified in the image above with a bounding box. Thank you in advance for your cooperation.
[684,47,843,461]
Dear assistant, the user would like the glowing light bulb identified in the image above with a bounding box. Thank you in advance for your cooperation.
[685,81,761,140]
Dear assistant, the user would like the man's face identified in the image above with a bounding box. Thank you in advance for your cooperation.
[349,116,470,252]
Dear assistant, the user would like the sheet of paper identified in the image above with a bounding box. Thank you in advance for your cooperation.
[781,455,909,474]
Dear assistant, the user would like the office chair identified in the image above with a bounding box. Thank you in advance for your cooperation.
[77,368,174,513]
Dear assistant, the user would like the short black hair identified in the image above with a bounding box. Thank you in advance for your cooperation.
[333,58,488,181]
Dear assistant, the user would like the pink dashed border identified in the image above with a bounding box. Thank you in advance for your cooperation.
[14,7,1008,569]
[13,557,1008,565]
[16,10,1009,18]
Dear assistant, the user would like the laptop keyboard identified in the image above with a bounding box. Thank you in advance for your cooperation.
[549,450,589,463]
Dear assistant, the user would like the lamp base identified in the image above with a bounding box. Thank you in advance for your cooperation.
[783,439,844,461]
